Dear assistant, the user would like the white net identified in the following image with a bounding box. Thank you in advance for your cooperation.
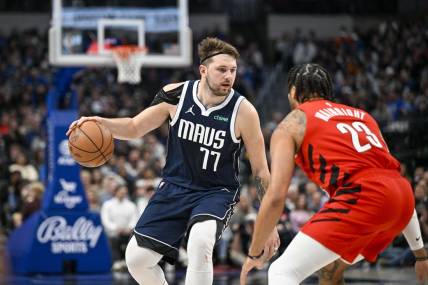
[112,46,147,84]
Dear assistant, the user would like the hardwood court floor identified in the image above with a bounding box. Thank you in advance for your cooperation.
[0,266,419,285]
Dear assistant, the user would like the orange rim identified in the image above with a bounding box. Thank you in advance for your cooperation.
[111,45,148,59]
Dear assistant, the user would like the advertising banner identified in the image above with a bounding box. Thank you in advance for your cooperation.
[43,110,88,212]
[7,107,111,274]
[62,7,179,32]
[8,211,111,274]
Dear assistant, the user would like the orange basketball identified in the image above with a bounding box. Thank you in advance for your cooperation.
[68,120,114,168]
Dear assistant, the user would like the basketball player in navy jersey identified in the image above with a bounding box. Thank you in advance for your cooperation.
[67,37,280,285]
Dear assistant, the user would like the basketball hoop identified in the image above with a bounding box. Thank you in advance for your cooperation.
[112,45,148,84]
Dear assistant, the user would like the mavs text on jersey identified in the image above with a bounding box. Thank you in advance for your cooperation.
[163,80,244,191]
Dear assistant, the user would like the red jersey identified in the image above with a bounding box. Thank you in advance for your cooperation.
[295,100,400,196]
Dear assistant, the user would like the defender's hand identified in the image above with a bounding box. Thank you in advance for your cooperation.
[66,116,101,136]
[415,259,428,284]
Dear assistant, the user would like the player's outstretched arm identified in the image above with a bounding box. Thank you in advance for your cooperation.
[236,99,280,260]
[240,109,307,284]
[66,83,182,140]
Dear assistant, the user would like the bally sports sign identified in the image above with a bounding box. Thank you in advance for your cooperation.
[37,216,103,254]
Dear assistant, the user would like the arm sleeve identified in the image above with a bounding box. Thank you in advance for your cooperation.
[149,84,184,107]
[402,209,424,250]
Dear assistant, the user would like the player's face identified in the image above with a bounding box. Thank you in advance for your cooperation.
[202,54,237,97]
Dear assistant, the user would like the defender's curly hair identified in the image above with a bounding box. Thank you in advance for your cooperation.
[287,63,334,103]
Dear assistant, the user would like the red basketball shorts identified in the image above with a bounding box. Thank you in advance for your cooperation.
[301,169,415,263]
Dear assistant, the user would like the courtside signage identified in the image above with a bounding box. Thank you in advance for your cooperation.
[37,216,103,254]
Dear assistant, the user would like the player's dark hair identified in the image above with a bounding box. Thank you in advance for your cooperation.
[198,37,240,65]
[287,63,334,103]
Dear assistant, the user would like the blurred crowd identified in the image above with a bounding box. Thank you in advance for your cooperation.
[1,17,428,271]
[273,18,428,124]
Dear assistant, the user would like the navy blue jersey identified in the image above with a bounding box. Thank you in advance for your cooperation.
[162,80,244,191]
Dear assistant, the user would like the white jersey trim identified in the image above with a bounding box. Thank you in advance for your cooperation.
[232,147,240,182]
[170,81,189,126]
[192,80,235,117]
[230,96,245,143]
[133,230,179,250]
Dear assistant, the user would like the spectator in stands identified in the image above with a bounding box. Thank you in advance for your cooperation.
[0,169,24,232]
[285,184,299,211]
[134,179,155,214]
[11,181,44,228]
[230,212,257,266]
[99,173,123,204]
[293,37,317,65]
[9,152,38,182]
[80,169,92,191]
[86,186,101,213]
[308,191,327,213]
[92,168,103,186]
[20,181,44,221]
[101,184,138,270]
[125,149,143,179]
[226,192,256,265]
[289,194,312,234]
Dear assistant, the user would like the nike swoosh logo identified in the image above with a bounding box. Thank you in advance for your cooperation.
[416,236,421,241]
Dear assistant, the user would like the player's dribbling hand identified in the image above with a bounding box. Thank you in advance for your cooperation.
[240,252,268,285]
[415,260,428,284]
[66,116,102,136]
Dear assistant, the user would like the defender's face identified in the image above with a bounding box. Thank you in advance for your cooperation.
[201,54,237,97]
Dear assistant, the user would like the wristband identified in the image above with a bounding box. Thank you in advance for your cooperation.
[415,256,428,261]
[248,250,264,260]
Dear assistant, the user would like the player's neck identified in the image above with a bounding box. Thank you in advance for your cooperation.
[197,81,228,108]
[303,96,326,103]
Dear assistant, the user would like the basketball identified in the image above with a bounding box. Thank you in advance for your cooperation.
[68,120,114,168]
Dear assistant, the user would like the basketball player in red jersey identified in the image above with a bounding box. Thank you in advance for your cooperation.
[240,63,428,284]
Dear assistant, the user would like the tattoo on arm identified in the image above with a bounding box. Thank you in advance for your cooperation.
[255,176,269,201]
[276,109,307,154]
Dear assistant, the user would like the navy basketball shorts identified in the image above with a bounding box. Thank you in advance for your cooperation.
[133,181,239,264]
